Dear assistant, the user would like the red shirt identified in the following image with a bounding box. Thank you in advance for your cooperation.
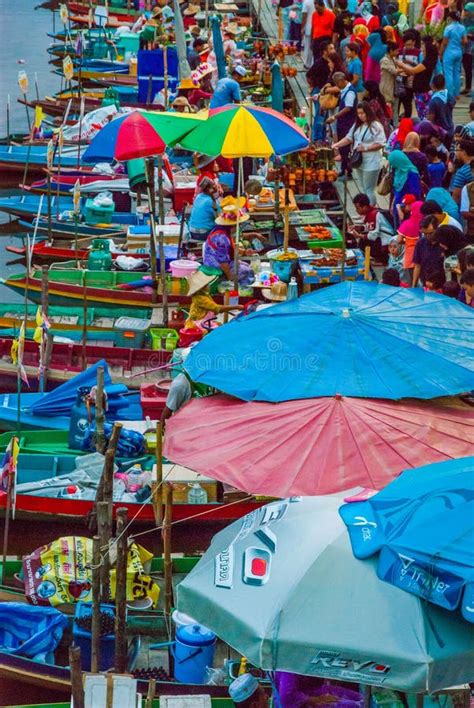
[311,8,335,40]
[364,206,378,230]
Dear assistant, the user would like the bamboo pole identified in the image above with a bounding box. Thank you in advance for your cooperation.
[340,174,348,282]
[69,646,85,708]
[106,673,114,708]
[1,441,16,585]
[91,535,101,673]
[81,270,88,370]
[6,95,10,146]
[46,171,53,241]
[162,482,173,616]
[163,45,168,107]
[95,365,106,454]
[152,421,163,526]
[145,157,158,306]
[114,507,128,673]
[40,265,49,317]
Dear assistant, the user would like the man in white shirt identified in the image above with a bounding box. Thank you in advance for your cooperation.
[301,0,315,68]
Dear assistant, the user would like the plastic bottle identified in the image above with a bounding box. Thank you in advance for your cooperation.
[287,277,298,301]
[126,464,145,492]
[187,482,208,504]
[58,485,82,499]
[250,255,261,274]
[69,387,91,450]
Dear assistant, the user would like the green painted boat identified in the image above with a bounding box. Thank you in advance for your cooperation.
[0,430,82,456]
[0,304,152,342]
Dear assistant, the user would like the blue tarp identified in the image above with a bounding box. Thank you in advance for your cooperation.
[184,281,474,401]
[137,48,179,104]
[0,603,68,662]
[340,457,474,621]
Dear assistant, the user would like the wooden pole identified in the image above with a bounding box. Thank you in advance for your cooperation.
[114,507,128,673]
[6,95,10,146]
[97,500,112,604]
[1,449,15,585]
[162,482,173,616]
[145,679,156,708]
[40,265,49,317]
[177,204,187,259]
[364,246,371,281]
[106,673,114,708]
[223,290,230,324]
[283,188,290,253]
[69,646,85,708]
[95,365,106,454]
[46,171,53,241]
[91,535,101,673]
[81,270,88,370]
[340,174,348,282]
[152,421,163,526]
[163,46,169,107]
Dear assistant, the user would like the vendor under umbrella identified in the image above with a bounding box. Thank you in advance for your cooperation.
[189,176,219,240]
[203,198,261,286]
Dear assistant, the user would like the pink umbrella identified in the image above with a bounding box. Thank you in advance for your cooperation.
[164,395,474,497]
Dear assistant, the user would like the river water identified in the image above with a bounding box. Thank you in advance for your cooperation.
[0,0,61,303]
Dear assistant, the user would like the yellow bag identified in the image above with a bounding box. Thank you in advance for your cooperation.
[319,92,339,111]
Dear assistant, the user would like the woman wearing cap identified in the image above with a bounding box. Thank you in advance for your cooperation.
[189,177,219,241]
[203,199,256,286]
[228,674,267,707]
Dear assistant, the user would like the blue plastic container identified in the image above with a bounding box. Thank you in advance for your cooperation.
[68,387,92,450]
[73,602,116,672]
[174,624,216,684]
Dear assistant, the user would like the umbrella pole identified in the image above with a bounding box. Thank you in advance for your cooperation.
[283,188,290,254]
[157,155,168,326]
[233,156,243,291]
[163,46,169,107]
[145,157,158,306]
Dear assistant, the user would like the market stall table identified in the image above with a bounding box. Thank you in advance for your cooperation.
[301,249,366,286]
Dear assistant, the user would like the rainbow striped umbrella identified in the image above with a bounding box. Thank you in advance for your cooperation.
[179,104,309,158]
[83,110,207,163]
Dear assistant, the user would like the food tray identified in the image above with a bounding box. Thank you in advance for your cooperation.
[296,225,342,245]
[289,209,328,226]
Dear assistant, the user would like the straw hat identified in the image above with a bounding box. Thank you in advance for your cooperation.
[196,153,218,169]
[220,195,246,209]
[189,24,202,36]
[191,62,213,82]
[224,22,243,35]
[178,77,198,90]
[172,96,194,112]
[215,203,249,226]
[186,269,218,297]
[262,281,288,302]
[183,2,200,14]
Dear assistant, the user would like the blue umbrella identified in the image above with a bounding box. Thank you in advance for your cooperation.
[340,457,474,622]
[185,281,474,401]
[271,60,284,113]
[211,15,226,81]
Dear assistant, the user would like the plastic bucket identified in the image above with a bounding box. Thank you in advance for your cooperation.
[174,624,216,684]
[169,259,199,278]
[178,327,204,348]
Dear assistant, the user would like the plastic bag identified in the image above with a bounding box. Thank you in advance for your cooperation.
[0,602,68,662]
[23,536,160,607]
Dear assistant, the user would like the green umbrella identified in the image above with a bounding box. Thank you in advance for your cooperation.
[177,494,474,692]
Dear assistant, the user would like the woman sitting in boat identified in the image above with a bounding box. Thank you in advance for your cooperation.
[189,177,219,241]
[185,268,243,330]
[203,198,260,286]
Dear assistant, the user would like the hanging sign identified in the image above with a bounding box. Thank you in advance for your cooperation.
[59,3,68,24]
[62,56,74,82]
[18,71,29,95]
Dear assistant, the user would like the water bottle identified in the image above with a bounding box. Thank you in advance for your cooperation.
[69,387,91,450]
[187,482,208,504]
[126,464,144,492]
[58,485,82,499]
[287,277,298,301]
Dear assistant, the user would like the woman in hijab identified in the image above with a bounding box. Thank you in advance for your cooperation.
[426,187,461,221]
[365,29,388,82]
[388,150,422,224]
[352,22,370,64]
[364,80,392,135]
[403,131,429,183]
[397,199,424,283]
[359,1,381,32]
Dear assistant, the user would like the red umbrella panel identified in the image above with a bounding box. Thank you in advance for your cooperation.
[163,395,474,497]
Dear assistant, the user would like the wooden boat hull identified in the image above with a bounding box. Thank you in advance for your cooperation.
[0,337,171,390]
[3,271,255,310]
[6,242,150,265]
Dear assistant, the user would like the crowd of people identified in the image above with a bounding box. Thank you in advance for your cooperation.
[283,0,474,296]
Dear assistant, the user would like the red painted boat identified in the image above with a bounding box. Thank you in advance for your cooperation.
[6,241,147,264]
[0,337,171,391]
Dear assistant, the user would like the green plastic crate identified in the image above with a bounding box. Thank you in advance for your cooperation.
[150,327,179,351]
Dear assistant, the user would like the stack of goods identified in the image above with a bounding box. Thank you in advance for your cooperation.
[274,145,338,193]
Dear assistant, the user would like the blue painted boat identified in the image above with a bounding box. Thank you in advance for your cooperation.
[0,145,87,170]
[0,360,143,431]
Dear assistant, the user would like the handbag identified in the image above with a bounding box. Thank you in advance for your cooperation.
[394,76,406,99]
[319,91,339,111]
[348,126,369,170]
[377,162,392,196]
